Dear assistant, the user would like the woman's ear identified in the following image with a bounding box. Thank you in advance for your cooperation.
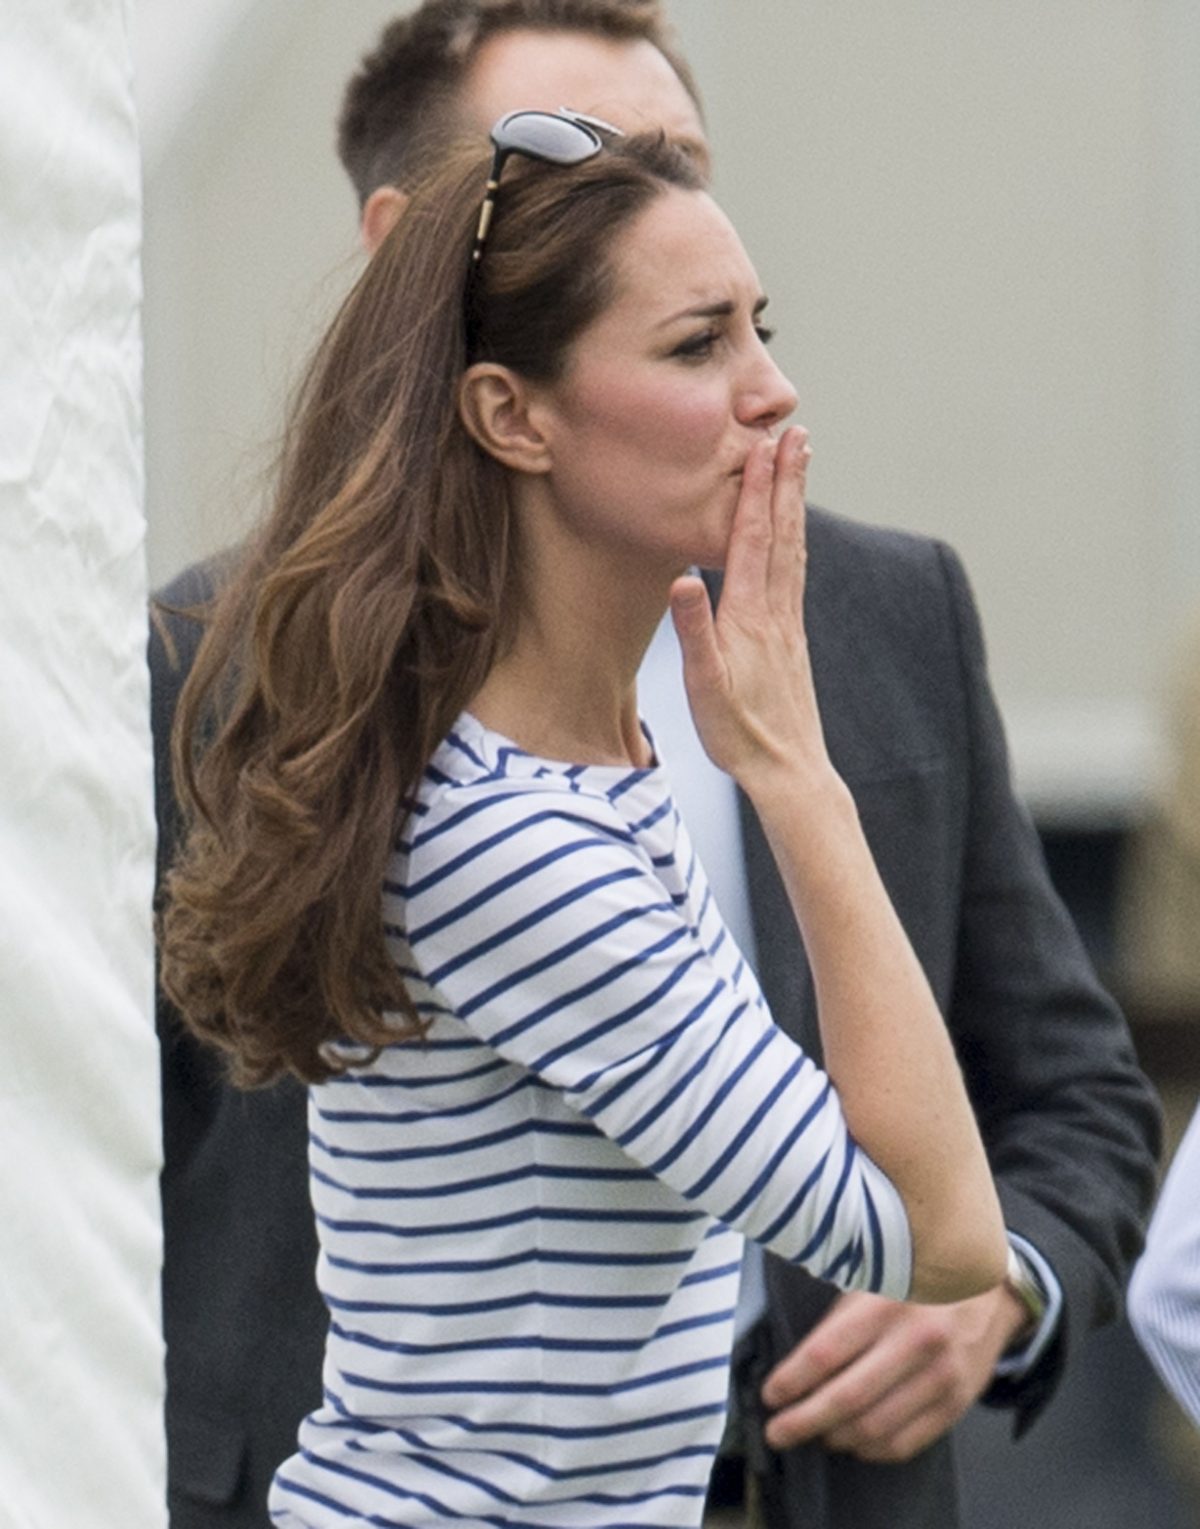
[458,364,553,475]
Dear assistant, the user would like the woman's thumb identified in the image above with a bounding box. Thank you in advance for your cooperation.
[669,575,722,690]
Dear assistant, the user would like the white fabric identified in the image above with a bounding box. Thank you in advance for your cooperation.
[0,2,164,1524]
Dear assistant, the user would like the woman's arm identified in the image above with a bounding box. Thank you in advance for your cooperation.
[401,775,913,1300]
[669,427,1007,1303]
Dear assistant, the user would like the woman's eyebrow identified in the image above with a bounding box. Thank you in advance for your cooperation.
[655,295,770,329]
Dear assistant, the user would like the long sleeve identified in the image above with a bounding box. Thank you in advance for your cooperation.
[400,755,911,1298]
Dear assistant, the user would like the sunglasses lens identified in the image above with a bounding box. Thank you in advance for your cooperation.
[471,109,613,270]
[493,111,600,165]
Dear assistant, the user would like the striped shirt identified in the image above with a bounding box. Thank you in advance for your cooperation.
[269,713,912,1529]
[1128,1099,1200,1427]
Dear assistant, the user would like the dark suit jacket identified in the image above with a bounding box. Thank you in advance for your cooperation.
[150,508,1160,1528]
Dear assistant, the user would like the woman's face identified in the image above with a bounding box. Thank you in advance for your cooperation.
[533,187,798,573]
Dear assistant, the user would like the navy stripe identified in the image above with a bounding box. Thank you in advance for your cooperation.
[337,1419,714,1486]
[602,988,737,1135]
[314,1073,534,1127]
[408,806,633,898]
[583,989,734,1118]
[310,1115,593,1164]
[406,834,627,946]
[629,795,674,834]
[312,1159,654,1202]
[796,1134,859,1263]
[761,1146,830,1246]
[487,921,692,1048]
[395,788,513,856]
[322,1289,675,1318]
[336,1351,729,1399]
[642,1012,772,1177]
[324,1245,697,1276]
[443,728,490,773]
[721,1077,835,1225]
[270,1473,423,1529]
[316,1204,704,1239]
[676,1029,785,1195]
[446,892,678,1027]
[533,944,708,1076]
[420,867,649,991]
[318,1394,729,1443]
[322,1056,511,1095]
[327,1307,732,1358]
[864,1176,886,1293]
[605,768,652,804]
[323,1033,482,1068]
[821,1230,866,1285]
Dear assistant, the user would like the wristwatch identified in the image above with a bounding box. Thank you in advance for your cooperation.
[1004,1244,1048,1340]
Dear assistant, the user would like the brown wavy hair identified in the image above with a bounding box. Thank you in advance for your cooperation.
[160,131,703,1087]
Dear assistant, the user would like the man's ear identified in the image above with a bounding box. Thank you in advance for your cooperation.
[361,185,409,254]
[458,365,553,475]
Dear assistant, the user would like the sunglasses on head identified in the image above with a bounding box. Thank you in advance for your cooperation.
[470,107,624,265]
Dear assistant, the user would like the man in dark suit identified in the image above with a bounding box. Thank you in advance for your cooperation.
[152,4,1160,1525]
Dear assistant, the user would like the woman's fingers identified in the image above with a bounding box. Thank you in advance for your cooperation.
[722,428,811,623]
[767,426,811,616]
[669,574,725,704]
[720,436,776,614]
[680,425,818,779]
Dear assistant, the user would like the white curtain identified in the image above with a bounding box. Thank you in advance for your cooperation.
[0,2,164,1524]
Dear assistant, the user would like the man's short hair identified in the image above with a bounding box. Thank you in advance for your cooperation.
[337,0,702,206]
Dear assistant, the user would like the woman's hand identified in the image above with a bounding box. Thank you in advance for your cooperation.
[673,427,1008,1305]
[669,425,831,794]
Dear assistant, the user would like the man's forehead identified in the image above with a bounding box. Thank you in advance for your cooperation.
[461,28,710,172]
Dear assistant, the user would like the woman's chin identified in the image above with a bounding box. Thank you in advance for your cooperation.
[690,523,733,572]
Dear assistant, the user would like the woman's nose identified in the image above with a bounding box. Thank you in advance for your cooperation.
[736,352,798,432]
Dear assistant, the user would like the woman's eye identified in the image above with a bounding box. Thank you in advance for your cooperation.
[755,324,777,346]
[672,331,719,361]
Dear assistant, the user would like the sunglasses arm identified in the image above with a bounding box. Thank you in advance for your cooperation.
[472,146,507,264]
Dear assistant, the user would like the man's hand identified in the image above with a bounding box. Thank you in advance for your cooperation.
[759,1286,1030,1463]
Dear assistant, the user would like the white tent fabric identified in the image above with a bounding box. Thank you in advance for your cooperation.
[0,3,165,1524]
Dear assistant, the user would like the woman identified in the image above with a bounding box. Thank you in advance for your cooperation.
[162,116,1006,1528]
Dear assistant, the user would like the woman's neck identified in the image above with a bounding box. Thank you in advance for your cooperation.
[470,548,673,769]
[470,668,651,768]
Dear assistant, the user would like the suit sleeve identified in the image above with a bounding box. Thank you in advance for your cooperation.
[935,540,1162,1428]
[149,558,228,1160]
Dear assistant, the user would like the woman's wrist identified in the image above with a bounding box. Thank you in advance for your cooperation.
[740,757,857,840]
